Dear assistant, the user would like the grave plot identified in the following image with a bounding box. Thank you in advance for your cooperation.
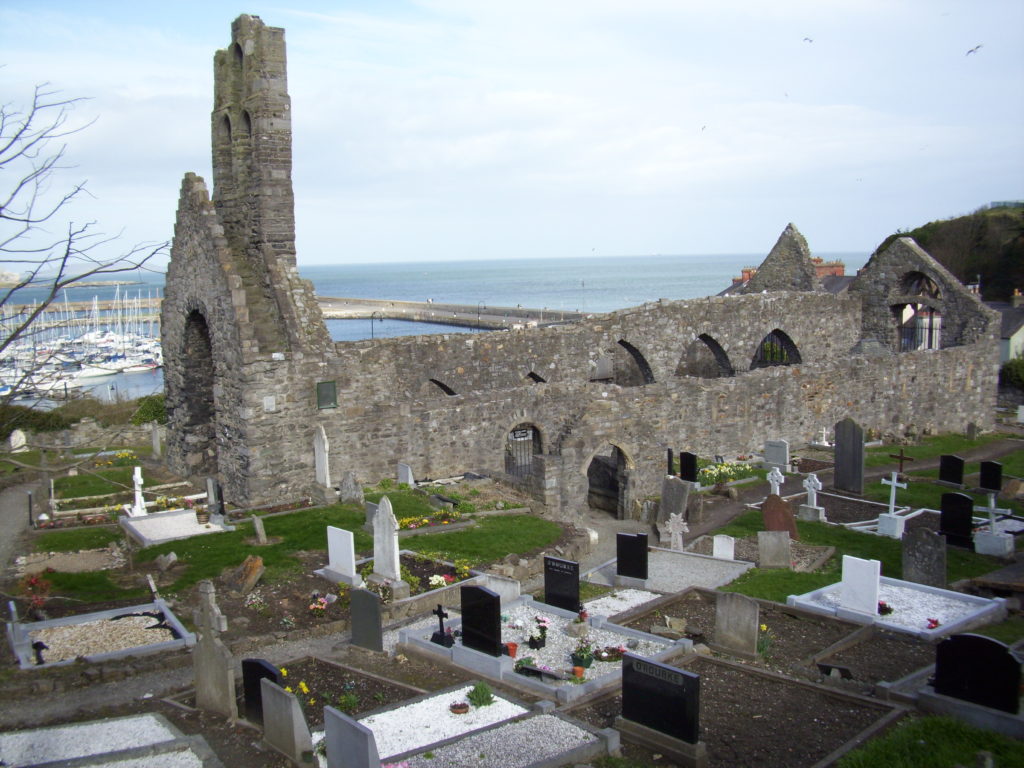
[7,599,193,669]
[616,587,862,676]
[815,628,938,695]
[586,547,753,592]
[568,655,899,768]
[684,535,830,571]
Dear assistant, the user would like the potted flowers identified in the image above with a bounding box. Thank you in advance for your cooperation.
[570,637,594,668]
[449,701,469,715]
[528,616,551,649]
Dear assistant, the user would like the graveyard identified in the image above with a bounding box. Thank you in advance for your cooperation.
[1,428,1024,767]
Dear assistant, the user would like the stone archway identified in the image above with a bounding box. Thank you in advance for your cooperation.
[178,309,218,476]
[586,443,633,519]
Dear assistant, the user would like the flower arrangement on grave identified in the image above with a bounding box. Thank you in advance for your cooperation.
[574,607,589,624]
[926,617,941,630]
[571,637,595,668]
[449,700,470,714]
[594,644,627,662]
[428,574,448,589]
[243,590,269,615]
[18,573,51,610]
[453,559,472,580]
[757,623,775,657]
[514,655,536,673]
[308,595,330,617]
[528,615,552,648]
[877,601,894,616]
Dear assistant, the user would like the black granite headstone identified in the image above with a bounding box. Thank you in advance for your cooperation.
[616,533,649,580]
[939,492,974,549]
[678,452,698,483]
[350,588,384,652]
[938,455,965,487]
[242,658,281,724]
[460,585,502,657]
[979,461,1003,493]
[934,633,1021,714]
[543,556,580,613]
[621,654,700,744]
[833,418,864,494]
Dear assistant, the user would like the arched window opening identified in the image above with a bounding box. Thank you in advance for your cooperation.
[526,371,546,384]
[241,110,253,138]
[900,271,941,299]
[587,444,632,519]
[750,329,802,369]
[505,424,542,479]
[677,333,735,378]
[216,114,232,143]
[179,310,218,476]
[231,42,244,66]
[894,304,942,351]
[615,339,656,386]
[428,378,457,396]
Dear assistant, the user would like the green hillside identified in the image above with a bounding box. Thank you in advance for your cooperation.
[878,204,1024,301]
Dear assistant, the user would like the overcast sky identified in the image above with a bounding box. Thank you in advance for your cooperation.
[2,1,1022,269]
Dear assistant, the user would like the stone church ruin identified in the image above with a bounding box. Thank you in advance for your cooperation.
[162,15,1000,520]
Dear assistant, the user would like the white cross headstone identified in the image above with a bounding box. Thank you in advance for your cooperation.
[880,471,906,516]
[802,473,822,508]
[973,492,1015,558]
[667,513,688,551]
[372,496,401,582]
[131,466,146,516]
[766,466,784,497]
[819,427,831,446]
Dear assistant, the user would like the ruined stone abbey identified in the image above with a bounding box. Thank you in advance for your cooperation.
[162,16,1000,520]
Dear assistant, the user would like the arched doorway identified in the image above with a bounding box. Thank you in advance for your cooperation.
[505,423,542,480]
[178,309,218,476]
[587,443,632,518]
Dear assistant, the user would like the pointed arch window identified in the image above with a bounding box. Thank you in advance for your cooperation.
[751,329,802,369]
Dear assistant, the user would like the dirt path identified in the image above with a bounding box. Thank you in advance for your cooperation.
[0,482,35,580]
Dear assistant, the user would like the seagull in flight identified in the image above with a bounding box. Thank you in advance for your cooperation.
[803,37,813,43]
[966,44,982,55]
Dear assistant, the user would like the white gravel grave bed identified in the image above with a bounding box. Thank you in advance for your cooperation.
[583,588,660,618]
[0,714,179,766]
[356,685,528,759]
[30,614,176,664]
[809,583,987,633]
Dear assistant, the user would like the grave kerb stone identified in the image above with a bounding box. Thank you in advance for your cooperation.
[839,555,880,617]
[325,705,380,768]
[261,678,313,764]
[712,534,734,560]
[757,530,791,569]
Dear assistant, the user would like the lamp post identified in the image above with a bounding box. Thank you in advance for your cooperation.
[477,302,485,332]
[370,311,383,339]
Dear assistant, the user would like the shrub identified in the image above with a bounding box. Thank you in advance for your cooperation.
[0,404,72,440]
[1000,357,1024,390]
[130,394,166,425]
[467,681,494,707]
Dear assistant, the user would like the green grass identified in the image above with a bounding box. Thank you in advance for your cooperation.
[580,581,614,602]
[836,716,1024,768]
[863,476,1023,517]
[716,510,1006,602]
[47,571,147,603]
[53,467,135,498]
[34,527,124,552]
[364,490,437,519]
[973,615,1024,645]
[402,515,562,565]
[864,434,1002,468]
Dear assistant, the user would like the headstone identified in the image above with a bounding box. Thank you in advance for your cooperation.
[206,477,225,516]
[877,513,906,539]
[833,418,865,494]
[939,492,975,549]
[314,424,331,487]
[714,592,759,658]
[242,658,281,725]
[763,439,789,471]
[678,451,698,484]
[798,473,824,522]
[973,491,1014,558]
[317,526,363,587]
[938,455,965,487]
[616,532,649,580]
[372,496,401,581]
[350,589,384,652]
[766,466,785,497]
[660,475,691,523]
[156,551,178,572]
[229,555,265,594]
[933,634,1022,714]
[364,500,379,528]
[325,705,380,768]
[1018,405,1024,424]
[543,556,579,612]
[712,534,734,560]
[881,471,906,515]
[757,530,791,569]
[150,423,161,457]
[460,585,502,657]
[902,528,946,587]
[979,461,1003,493]
[8,429,27,453]
[667,513,688,551]
[621,654,700,744]
[193,581,237,719]
[261,679,314,764]
[839,555,880,617]
[338,471,364,505]
[131,466,146,517]
[252,515,268,545]
[397,462,415,486]
[430,603,454,647]
[762,494,799,540]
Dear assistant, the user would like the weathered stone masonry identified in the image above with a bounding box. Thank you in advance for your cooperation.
[162,16,1000,521]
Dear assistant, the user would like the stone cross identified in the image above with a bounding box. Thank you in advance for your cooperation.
[802,473,822,508]
[880,471,907,516]
[195,580,228,639]
[667,512,688,551]
[888,447,915,475]
[192,580,236,719]
[767,466,784,497]
[131,466,146,516]
[975,492,1010,531]
[819,427,830,445]
[432,603,448,635]
[372,495,401,581]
